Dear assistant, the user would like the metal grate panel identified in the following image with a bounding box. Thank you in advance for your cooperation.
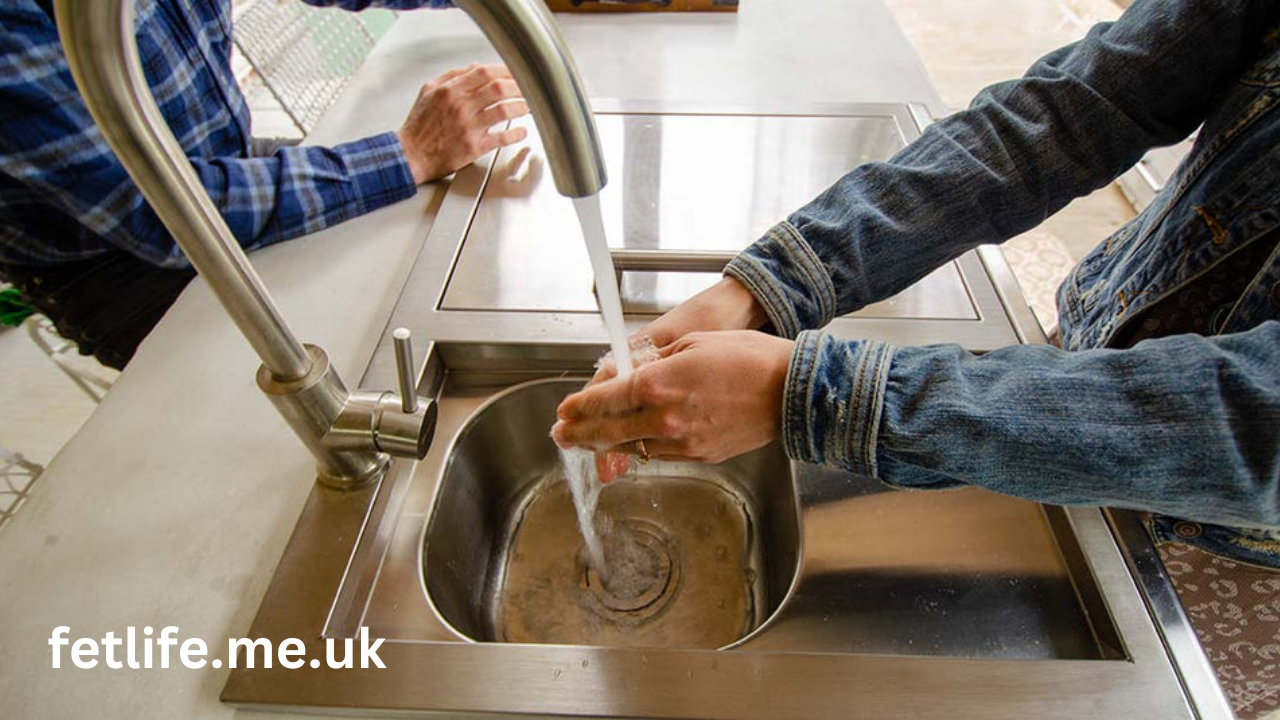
[0,447,43,534]
[232,0,392,135]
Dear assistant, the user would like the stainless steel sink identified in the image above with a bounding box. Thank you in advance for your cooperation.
[422,379,800,649]
[409,369,1119,661]
[223,353,1222,718]
[222,104,1231,718]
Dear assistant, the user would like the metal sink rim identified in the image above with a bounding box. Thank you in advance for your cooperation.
[416,376,806,649]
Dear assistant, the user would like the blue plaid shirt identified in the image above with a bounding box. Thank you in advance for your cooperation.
[0,0,450,269]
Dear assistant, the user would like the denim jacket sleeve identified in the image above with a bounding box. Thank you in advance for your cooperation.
[727,0,1280,527]
[725,0,1280,336]
[787,323,1280,528]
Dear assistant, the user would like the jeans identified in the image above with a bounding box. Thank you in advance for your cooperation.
[0,251,194,370]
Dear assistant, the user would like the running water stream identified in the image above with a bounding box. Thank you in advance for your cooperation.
[574,195,633,381]
[557,194,635,582]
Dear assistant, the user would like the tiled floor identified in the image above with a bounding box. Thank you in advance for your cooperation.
[0,320,113,468]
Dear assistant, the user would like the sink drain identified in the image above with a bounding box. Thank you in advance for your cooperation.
[581,519,679,623]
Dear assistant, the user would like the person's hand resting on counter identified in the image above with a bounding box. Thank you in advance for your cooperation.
[398,64,529,184]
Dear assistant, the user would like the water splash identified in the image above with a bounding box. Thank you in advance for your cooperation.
[558,446,607,577]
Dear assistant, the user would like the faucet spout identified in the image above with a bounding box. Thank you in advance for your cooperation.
[455,0,608,198]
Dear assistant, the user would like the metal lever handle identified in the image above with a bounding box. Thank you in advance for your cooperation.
[324,327,436,459]
[393,328,418,415]
[609,248,737,288]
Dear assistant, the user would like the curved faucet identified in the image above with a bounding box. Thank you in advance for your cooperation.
[54,0,606,487]
[455,0,607,197]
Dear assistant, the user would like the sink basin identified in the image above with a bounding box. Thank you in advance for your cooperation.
[421,378,800,648]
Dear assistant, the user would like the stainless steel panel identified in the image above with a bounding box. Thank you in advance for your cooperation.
[442,112,976,319]
[354,104,1018,401]
[740,464,1115,659]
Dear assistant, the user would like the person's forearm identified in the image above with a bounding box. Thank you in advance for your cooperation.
[184,133,417,262]
[786,322,1280,528]
[728,0,1280,337]
[7,131,415,270]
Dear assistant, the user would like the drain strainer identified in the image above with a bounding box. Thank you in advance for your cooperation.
[581,519,679,623]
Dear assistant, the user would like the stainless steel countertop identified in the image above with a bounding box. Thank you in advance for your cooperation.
[441,109,975,319]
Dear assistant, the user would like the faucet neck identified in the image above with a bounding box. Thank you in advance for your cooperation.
[455,0,607,197]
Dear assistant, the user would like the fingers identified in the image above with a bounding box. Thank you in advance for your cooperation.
[552,405,663,450]
[595,452,632,484]
[655,340,681,359]
[425,63,480,91]
[443,63,513,93]
[476,99,530,128]
[547,407,650,445]
[471,78,524,110]
[421,66,519,112]
[637,321,680,351]
[556,373,635,422]
[475,126,529,156]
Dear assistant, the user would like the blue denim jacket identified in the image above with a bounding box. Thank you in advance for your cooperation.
[724,0,1280,563]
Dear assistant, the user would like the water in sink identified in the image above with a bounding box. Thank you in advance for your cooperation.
[498,469,759,648]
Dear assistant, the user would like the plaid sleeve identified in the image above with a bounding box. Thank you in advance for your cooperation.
[0,2,418,269]
[191,132,417,256]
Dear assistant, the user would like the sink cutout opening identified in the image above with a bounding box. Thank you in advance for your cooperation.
[495,472,762,649]
[421,379,800,649]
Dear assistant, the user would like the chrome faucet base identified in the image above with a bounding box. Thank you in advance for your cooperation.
[328,391,438,460]
[256,345,389,490]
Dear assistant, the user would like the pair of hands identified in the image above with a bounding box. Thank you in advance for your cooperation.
[551,277,796,479]
[397,64,529,185]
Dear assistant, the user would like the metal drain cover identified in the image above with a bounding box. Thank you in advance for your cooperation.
[582,520,679,621]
